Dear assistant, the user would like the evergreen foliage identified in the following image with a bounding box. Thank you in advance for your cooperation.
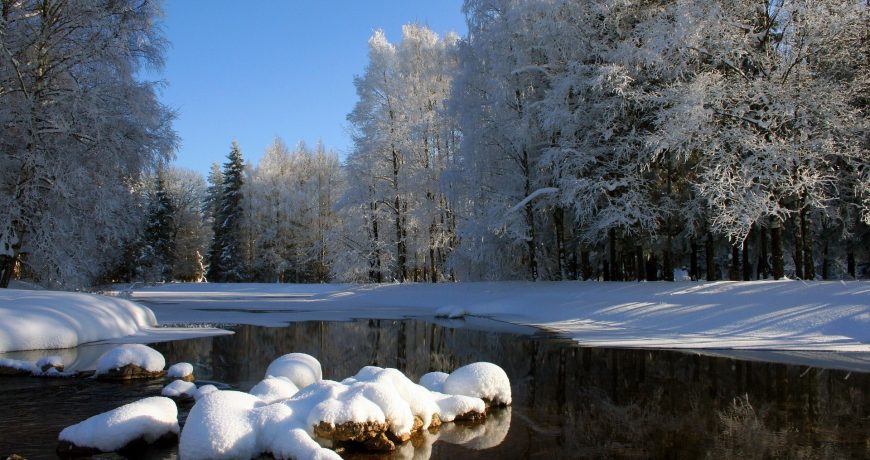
[207,142,247,282]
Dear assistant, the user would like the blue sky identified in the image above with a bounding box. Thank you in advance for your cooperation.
[154,1,466,175]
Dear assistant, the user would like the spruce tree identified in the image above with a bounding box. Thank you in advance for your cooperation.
[140,169,177,282]
[207,142,247,282]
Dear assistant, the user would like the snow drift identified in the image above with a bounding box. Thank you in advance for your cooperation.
[0,289,157,353]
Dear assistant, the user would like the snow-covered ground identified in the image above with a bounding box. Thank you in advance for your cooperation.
[126,280,870,352]
[0,289,230,354]
[3,281,868,358]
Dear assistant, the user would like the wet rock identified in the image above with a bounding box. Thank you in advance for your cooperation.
[4,454,27,460]
[314,420,394,451]
[95,363,166,381]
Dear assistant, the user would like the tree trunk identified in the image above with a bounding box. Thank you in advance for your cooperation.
[729,245,740,281]
[554,208,566,281]
[741,237,751,281]
[580,249,592,281]
[821,241,829,280]
[0,255,16,288]
[847,252,856,279]
[690,239,699,281]
[771,223,784,280]
[793,218,804,280]
[647,252,658,281]
[635,246,644,281]
[705,232,716,281]
[757,226,769,280]
[662,234,673,282]
[609,228,619,281]
[800,205,815,280]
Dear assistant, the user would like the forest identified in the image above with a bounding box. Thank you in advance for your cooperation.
[1,0,868,288]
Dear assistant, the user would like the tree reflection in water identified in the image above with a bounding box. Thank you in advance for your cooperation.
[152,319,869,459]
[0,318,867,459]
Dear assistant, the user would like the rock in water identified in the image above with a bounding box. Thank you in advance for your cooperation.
[57,397,179,455]
[94,344,166,381]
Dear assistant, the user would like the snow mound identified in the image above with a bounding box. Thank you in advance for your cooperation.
[179,391,261,459]
[167,362,194,379]
[432,393,487,422]
[179,390,340,460]
[249,376,300,403]
[179,358,512,458]
[419,371,449,392]
[442,362,512,405]
[264,353,322,389]
[95,344,165,375]
[58,397,179,452]
[162,380,197,399]
[194,384,219,401]
[0,289,157,353]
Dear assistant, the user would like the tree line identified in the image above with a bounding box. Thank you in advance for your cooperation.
[2,0,867,288]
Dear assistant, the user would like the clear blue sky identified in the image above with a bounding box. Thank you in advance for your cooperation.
[154,1,467,175]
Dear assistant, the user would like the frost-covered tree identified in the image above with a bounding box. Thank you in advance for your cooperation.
[0,0,176,288]
[340,25,459,282]
[163,166,208,282]
[207,142,247,282]
[243,138,341,282]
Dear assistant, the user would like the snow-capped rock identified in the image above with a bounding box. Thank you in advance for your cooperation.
[264,353,322,389]
[442,362,512,406]
[95,344,166,380]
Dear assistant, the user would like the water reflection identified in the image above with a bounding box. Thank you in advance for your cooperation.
[0,318,868,459]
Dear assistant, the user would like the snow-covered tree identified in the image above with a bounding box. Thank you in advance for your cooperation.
[244,138,341,282]
[207,142,247,282]
[138,169,176,282]
[340,25,459,282]
[0,0,177,288]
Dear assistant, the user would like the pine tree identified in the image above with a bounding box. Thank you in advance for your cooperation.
[207,142,247,282]
[139,169,177,282]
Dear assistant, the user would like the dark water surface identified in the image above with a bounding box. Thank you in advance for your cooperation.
[1,318,869,459]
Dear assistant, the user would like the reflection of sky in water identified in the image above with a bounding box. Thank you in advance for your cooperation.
[1,318,868,459]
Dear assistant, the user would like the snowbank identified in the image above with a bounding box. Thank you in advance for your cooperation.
[58,397,179,452]
[131,280,870,351]
[0,289,157,353]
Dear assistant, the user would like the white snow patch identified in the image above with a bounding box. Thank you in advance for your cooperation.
[179,391,261,460]
[95,344,165,375]
[432,393,486,422]
[194,384,219,401]
[128,281,870,351]
[162,380,197,399]
[249,376,300,404]
[179,390,340,460]
[58,397,179,452]
[443,362,512,406]
[419,371,449,392]
[167,362,194,379]
[0,289,157,353]
[264,353,322,389]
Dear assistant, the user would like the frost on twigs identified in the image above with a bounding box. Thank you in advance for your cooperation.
[94,344,166,381]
